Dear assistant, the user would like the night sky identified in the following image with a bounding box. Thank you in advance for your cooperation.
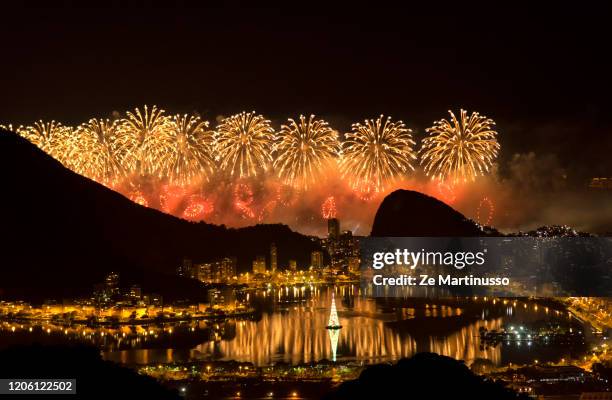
[2,2,611,180]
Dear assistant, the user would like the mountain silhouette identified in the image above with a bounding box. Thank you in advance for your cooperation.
[324,352,527,399]
[0,130,318,302]
[0,344,180,399]
[371,189,487,236]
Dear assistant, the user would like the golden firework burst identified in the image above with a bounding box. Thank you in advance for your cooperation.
[22,120,74,165]
[340,115,416,191]
[420,109,500,183]
[274,114,340,188]
[158,114,215,185]
[114,105,171,176]
[214,111,274,178]
[71,118,124,184]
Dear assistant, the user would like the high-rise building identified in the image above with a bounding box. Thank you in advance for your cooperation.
[289,259,297,272]
[129,285,142,299]
[105,272,120,296]
[270,243,278,273]
[328,218,340,240]
[252,255,266,274]
[196,257,237,283]
[197,263,213,282]
[331,230,359,273]
[221,257,237,280]
[311,250,323,270]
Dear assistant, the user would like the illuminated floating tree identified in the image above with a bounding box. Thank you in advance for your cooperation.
[326,291,342,329]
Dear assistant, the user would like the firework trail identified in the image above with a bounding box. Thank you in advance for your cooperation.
[274,114,340,189]
[420,109,499,183]
[215,111,274,178]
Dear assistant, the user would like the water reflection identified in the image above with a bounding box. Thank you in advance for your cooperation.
[0,286,581,368]
[188,288,507,366]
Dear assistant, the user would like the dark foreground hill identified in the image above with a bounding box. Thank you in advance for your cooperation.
[0,344,180,399]
[371,189,487,236]
[0,131,318,302]
[325,352,527,399]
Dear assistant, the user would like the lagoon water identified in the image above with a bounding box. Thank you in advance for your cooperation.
[1,286,586,368]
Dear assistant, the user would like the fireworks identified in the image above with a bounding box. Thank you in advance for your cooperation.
[215,111,274,178]
[114,105,171,175]
[436,181,456,204]
[274,115,340,188]
[71,119,123,184]
[233,182,255,219]
[3,106,505,232]
[0,124,25,135]
[476,196,494,226]
[129,190,149,207]
[353,181,378,202]
[340,115,416,192]
[158,114,215,185]
[420,109,500,183]
[22,120,73,165]
[159,184,187,212]
[321,196,337,219]
[183,194,214,220]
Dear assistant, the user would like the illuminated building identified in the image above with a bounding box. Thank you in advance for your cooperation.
[105,272,120,295]
[270,243,277,273]
[588,177,612,190]
[197,262,212,282]
[219,257,237,281]
[207,287,237,307]
[252,255,266,274]
[150,293,163,307]
[129,285,141,299]
[330,230,359,273]
[289,259,297,272]
[93,272,120,306]
[196,257,237,283]
[311,250,323,270]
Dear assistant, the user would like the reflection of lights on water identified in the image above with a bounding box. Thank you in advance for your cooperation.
[1,294,580,368]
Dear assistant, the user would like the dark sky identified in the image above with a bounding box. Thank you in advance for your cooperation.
[2,2,611,179]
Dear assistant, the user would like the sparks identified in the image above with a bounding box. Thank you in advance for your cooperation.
[274,114,340,189]
[420,109,500,183]
[158,114,215,185]
[114,105,171,176]
[215,111,274,178]
[340,115,416,192]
